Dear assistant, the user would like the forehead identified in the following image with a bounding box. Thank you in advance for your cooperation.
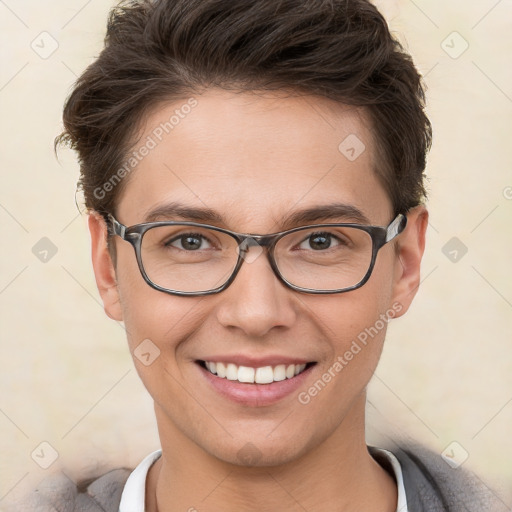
[117,89,392,229]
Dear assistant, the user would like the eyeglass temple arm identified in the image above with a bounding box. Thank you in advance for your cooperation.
[107,214,126,238]
[385,214,407,242]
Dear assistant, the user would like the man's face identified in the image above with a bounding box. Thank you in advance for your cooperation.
[91,89,424,466]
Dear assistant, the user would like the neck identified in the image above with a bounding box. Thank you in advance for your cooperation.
[146,396,397,512]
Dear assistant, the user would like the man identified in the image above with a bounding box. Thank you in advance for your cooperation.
[19,0,504,510]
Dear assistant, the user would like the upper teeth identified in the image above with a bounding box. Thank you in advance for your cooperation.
[204,361,307,384]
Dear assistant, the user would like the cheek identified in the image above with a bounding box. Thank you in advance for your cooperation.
[314,289,392,386]
[114,247,189,356]
[114,268,216,447]
[318,246,396,346]
[116,273,199,415]
[298,249,398,401]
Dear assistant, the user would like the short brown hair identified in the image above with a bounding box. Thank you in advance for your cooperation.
[56,0,432,218]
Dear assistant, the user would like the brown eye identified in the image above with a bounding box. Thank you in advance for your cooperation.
[298,232,344,251]
[166,233,212,251]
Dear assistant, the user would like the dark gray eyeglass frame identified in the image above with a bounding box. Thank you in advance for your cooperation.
[107,213,407,296]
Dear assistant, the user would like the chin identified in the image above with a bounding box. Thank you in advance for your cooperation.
[204,432,315,469]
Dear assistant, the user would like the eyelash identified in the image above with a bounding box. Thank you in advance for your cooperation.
[165,233,215,250]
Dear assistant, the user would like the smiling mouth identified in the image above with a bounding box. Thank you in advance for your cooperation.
[197,360,316,384]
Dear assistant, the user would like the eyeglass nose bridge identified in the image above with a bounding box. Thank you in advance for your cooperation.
[227,232,292,294]
[235,233,278,264]
[237,232,274,250]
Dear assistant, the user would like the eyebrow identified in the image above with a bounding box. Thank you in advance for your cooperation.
[281,203,370,228]
[143,201,371,230]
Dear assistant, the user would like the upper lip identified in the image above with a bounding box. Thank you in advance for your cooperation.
[197,355,314,367]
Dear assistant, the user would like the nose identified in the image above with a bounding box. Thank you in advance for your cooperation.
[214,244,297,338]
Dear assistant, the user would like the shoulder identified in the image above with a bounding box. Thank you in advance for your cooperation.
[376,441,507,511]
[6,467,131,512]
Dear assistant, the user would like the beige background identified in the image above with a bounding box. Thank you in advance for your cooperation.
[1,0,511,508]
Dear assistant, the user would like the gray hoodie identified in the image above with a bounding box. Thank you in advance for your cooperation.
[6,442,508,511]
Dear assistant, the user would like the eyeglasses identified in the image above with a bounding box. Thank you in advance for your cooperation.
[107,213,407,296]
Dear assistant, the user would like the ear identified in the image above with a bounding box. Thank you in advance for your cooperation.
[390,205,428,318]
[88,212,123,321]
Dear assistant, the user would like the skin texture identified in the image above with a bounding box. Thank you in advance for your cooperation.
[89,89,428,512]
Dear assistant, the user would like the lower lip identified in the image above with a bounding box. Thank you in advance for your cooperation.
[197,363,315,406]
